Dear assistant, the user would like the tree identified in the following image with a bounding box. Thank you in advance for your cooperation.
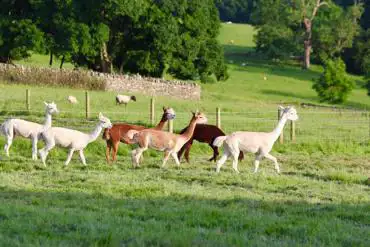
[252,0,363,69]
[302,0,328,69]
[0,18,44,63]
[312,58,354,103]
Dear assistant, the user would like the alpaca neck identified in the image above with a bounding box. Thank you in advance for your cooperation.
[88,124,103,143]
[271,114,288,142]
[154,114,167,130]
[43,111,52,128]
[181,118,197,142]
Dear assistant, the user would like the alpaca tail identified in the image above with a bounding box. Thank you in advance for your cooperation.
[126,130,140,144]
[0,119,14,137]
[213,136,228,147]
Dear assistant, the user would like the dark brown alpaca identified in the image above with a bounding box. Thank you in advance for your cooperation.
[103,107,175,163]
[177,124,244,163]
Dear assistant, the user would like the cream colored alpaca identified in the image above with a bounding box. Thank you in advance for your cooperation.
[0,102,59,160]
[129,111,207,168]
[39,113,112,166]
[213,106,298,173]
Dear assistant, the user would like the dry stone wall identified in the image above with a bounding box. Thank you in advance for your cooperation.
[0,63,201,100]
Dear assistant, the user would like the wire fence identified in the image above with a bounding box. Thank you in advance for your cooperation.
[1,107,369,145]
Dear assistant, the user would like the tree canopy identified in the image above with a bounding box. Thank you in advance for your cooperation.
[0,0,228,82]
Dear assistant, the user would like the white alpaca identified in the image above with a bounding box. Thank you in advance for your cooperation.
[67,95,78,104]
[39,113,112,166]
[213,106,298,174]
[0,102,59,160]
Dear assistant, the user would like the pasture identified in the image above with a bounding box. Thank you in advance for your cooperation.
[0,23,369,246]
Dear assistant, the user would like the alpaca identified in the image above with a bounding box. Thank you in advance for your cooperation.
[213,106,298,173]
[102,107,176,163]
[39,113,112,166]
[116,94,136,108]
[67,95,78,104]
[0,102,59,160]
[177,124,244,163]
[129,111,208,168]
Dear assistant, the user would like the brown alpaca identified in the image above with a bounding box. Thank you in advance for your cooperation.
[129,111,208,168]
[103,107,175,163]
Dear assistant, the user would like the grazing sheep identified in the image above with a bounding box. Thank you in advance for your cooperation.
[39,113,112,166]
[213,106,298,174]
[67,96,78,104]
[116,94,136,108]
[0,102,59,160]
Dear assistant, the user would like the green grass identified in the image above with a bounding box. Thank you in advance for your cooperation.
[1,23,370,246]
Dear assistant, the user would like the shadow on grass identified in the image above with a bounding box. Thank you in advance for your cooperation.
[0,187,368,246]
[261,89,318,102]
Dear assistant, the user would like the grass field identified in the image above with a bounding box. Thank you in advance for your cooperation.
[0,23,369,246]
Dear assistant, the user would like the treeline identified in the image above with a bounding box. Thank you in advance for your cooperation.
[0,0,228,83]
[216,0,369,76]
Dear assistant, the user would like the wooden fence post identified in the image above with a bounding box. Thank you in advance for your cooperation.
[168,119,173,133]
[216,107,221,128]
[85,91,90,119]
[150,98,155,125]
[26,89,30,111]
[290,120,296,143]
[278,108,284,144]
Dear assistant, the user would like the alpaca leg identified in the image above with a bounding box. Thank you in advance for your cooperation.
[4,137,12,157]
[39,138,55,166]
[65,148,75,166]
[134,147,147,167]
[105,141,112,163]
[216,153,229,172]
[162,151,171,168]
[112,141,119,162]
[238,151,244,161]
[171,152,180,166]
[184,140,193,163]
[209,144,219,162]
[264,153,280,174]
[32,137,38,160]
[131,149,138,167]
[177,141,189,163]
[253,153,264,173]
[232,152,240,174]
[79,150,87,166]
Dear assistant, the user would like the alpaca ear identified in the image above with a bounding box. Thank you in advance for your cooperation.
[44,101,48,106]
[278,105,285,110]
[99,112,103,119]
[163,106,166,111]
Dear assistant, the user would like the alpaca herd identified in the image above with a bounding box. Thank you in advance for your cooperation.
[0,100,299,174]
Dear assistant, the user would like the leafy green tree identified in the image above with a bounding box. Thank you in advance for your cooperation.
[0,18,44,63]
[252,0,363,69]
[215,0,250,23]
[312,58,354,103]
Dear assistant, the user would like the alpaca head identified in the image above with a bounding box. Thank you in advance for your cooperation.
[192,110,208,124]
[163,106,176,120]
[44,101,59,115]
[131,95,137,101]
[98,112,113,129]
[279,106,298,121]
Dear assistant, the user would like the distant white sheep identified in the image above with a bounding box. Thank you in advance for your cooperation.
[67,95,78,104]
[116,94,137,108]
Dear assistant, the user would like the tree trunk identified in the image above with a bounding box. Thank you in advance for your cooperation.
[49,52,53,66]
[303,18,312,69]
[60,55,65,69]
[100,42,112,73]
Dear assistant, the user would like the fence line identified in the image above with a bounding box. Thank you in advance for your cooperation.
[1,89,369,144]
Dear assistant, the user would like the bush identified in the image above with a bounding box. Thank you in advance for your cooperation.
[312,58,354,104]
